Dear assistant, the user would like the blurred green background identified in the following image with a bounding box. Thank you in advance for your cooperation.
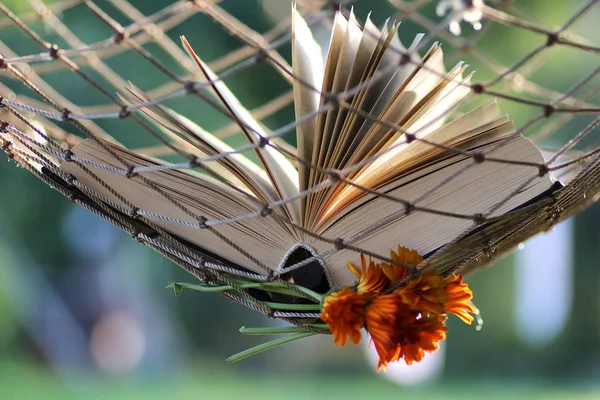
[0,0,599,399]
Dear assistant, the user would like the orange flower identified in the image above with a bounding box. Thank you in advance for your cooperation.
[322,245,476,371]
[347,254,388,294]
[364,294,403,367]
[396,313,447,366]
[396,272,448,315]
[321,287,371,346]
[381,246,475,323]
[381,246,449,316]
[444,274,476,324]
[381,245,422,283]
[365,295,448,370]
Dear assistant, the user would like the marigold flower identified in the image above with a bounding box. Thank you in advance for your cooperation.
[364,294,403,367]
[322,244,476,370]
[321,287,371,346]
[381,245,422,283]
[397,272,448,315]
[396,313,447,366]
[444,274,477,324]
[381,246,475,323]
[347,253,388,294]
[365,295,448,370]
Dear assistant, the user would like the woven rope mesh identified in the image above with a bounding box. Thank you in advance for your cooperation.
[1,0,599,323]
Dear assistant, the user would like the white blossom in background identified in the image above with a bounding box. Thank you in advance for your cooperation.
[515,220,573,347]
[363,339,445,385]
[436,0,485,35]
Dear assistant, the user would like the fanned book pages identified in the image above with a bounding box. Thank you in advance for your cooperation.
[58,9,556,291]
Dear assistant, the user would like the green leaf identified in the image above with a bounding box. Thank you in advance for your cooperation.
[226,331,317,363]
[166,281,324,304]
[239,325,328,335]
[262,301,321,311]
[167,283,184,296]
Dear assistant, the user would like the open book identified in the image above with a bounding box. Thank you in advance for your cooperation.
[60,8,555,290]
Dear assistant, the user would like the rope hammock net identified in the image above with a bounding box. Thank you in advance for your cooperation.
[1,0,599,364]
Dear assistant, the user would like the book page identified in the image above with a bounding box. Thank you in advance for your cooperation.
[319,11,363,174]
[304,14,384,228]
[291,7,324,205]
[121,86,277,202]
[341,43,444,173]
[181,37,301,224]
[60,139,299,272]
[335,32,425,171]
[306,11,348,195]
[311,134,554,287]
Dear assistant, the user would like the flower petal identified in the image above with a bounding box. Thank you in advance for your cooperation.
[322,288,371,346]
